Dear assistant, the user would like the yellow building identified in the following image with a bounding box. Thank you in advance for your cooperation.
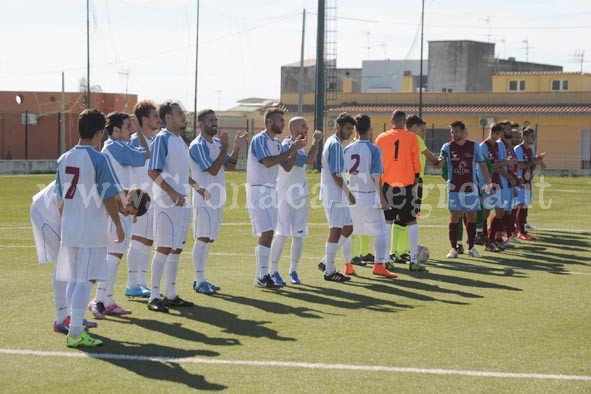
[492,72,591,93]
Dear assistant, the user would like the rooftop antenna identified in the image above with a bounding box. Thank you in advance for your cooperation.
[572,50,585,73]
[522,38,533,62]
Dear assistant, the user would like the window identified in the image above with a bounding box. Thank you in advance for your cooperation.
[551,79,569,91]
[509,80,526,91]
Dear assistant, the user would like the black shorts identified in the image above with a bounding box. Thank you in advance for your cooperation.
[382,183,419,224]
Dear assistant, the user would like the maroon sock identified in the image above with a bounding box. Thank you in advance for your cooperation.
[517,206,526,234]
[504,213,513,238]
[449,222,459,249]
[523,207,529,226]
[511,209,518,234]
[467,222,477,249]
[488,217,499,243]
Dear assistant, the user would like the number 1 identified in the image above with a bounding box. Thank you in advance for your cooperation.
[394,140,400,160]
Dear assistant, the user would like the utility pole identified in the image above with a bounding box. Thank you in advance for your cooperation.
[419,0,425,117]
[314,0,325,170]
[60,72,66,155]
[86,0,91,108]
[193,0,200,134]
[297,9,306,116]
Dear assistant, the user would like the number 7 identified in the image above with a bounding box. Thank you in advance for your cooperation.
[65,166,80,199]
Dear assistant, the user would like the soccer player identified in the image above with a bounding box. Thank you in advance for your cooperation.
[31,181,98,335]
[269,116,322,285]
[126,100,161,298]
[189,109,248,294]
[498,121,520,248]
[246,108,306,288]
[89,112,150,319]
[344,114,395,278]
[55,109,148,347]
[479,122,511,252]
[318,112,356,282]
[392,115,439,261]
[514,127,545,240]
[375,110,425,271]
[437,121,492,258]
[147,101,208,312]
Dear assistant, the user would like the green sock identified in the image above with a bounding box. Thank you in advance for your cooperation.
[359,235,370,256]
[391,224,405,255]
[397,226,410,255]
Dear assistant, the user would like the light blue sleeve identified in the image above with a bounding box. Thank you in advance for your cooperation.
[514,146,525,162]
[474,142,484,162]
[148,134,168,172]
[89,151,122,200]
[55,155,64,199]
[189,139,213,171]
[294,150,308,167]
[108,142,146,167]
[480,142,489,159]
[439,142,449,160]
[128,136,140,148]
[497,142,507,161]
[328,140,344,174]
[370,145,383,175]
[251,134,273,162]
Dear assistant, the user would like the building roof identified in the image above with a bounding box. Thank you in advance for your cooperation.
[282,104,591,115]
[282,59,317,68]
[494,71,590,76]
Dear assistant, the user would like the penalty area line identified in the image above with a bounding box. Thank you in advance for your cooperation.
[0,348,589,381]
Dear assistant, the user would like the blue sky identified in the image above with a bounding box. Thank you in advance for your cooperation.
[1,0,589,111]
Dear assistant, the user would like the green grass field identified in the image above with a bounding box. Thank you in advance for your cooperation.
[0,173,590,393]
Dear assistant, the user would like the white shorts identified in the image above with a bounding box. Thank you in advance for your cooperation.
[350,192,387,236]
[131,205,154,240]
[193,206,223,240]
[30,207,61,264]
[153,204,191,250]
[107,215,132,255]
[247,185,277,236]
[323,201,353,229]
[276,198,309,237]
[55,245,108,283]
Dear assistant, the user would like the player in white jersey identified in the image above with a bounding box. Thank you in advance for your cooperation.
[246,108,306,288]
[344,114,395,278]
[189,109,248,294]
[147,101,209,313]
[55,109,148,347]
[126,100,160,298]
[31,181,99,335]
[318,112,356,282]
[269,117,322,285]
[89,112,150,319]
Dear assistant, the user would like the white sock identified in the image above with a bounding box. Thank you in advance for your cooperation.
[93,254,109,304]
[104,254,121,306]
[136,242,152,287]
[319,234,346,266]
[384,223,393,259]
[53,277,68,323]
[192,239,208,284]
[165,253,180,299]
[408,224,419,264]
[69,281,92,337]
[270,235,287,273]
[149,251,167,301]
[340,235,352,263]
[126,240,142,288]
[66,281,75,309]
[256,244,271,279]
[289,237,304,273]
[375,232,388,264]
[324,242,339,275]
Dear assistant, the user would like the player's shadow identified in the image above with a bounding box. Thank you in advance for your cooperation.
[113,316,240,346]
[534,231,591,249]
[178,304,297,342]
[79,339,226,391]
[476,253,570,274]
[211,292,324,319]
[505,246,591,268]
[278,282,415,311]
[399,267,523,292]
[427,260,527,278]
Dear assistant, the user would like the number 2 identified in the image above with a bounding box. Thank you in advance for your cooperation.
[349,154,360,174]
[65,166,80,199]
[394,140,400,160]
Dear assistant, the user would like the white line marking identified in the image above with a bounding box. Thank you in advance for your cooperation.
[0,348,589,381]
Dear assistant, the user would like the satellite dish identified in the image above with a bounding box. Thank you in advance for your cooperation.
[16,94,24,105]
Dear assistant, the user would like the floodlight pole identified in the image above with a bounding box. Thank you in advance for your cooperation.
[193,0,200,134]
[86,0,91,108]
[297,9,306,116]
[419,0,425,117]
[314,0,325,170]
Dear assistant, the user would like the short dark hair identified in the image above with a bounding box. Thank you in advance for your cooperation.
[405,115,425,129]
[510,121,520,129]
[105,112,130,136]
[490,122,503,133]
[392,110,406,122]
[197,109,215,123]
[336,112,356,127]
[264,107,284,123]
[499,120,511,127]
[450,120,466,130]
[354,114,371,134]
[522,126,535,137]
[126,188,151,217]
[78,109,106,139]
[133,100,157,127]
[159,100,180,122]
